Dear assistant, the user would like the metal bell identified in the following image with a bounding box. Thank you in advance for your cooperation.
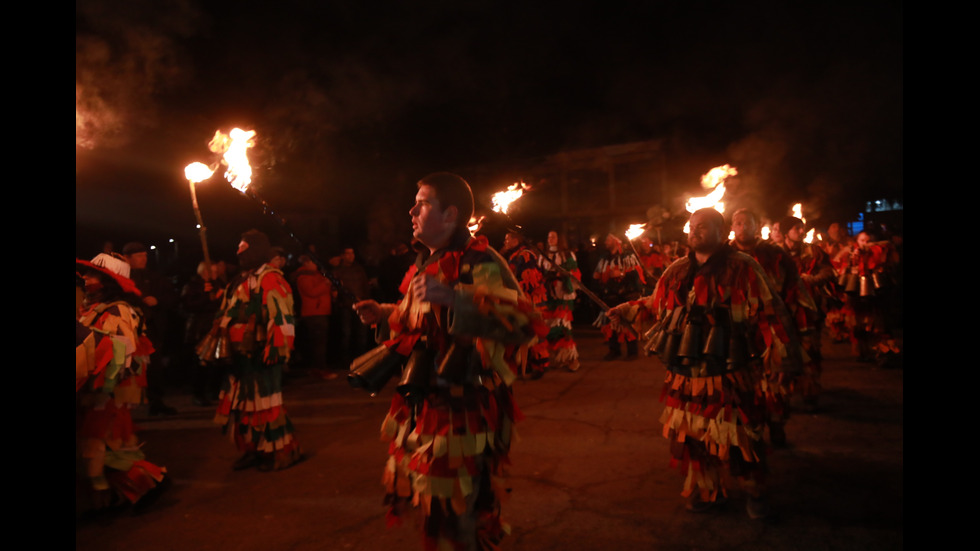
[397,347,434,402]
[348,345,405,395]
[702,324,726,358]
[677,321,701,360]
[859,275,873,297]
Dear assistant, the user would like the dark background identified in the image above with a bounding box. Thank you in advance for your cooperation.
[76,0,903,268]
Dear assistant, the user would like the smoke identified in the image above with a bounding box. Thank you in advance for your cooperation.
[75,0,203,149]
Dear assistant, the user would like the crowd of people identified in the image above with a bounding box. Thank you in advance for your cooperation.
[77,171,902,549]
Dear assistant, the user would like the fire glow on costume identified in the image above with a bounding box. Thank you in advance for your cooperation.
[538,236,582,370]
[621,243,801,503]
[77,256,167,508]
[369,230,547,550]
[201,233,302,471]
[503,237,551,377]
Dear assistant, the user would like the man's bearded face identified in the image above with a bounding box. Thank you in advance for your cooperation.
[688,211,724,253]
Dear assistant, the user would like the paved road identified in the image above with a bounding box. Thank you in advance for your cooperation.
[77,328,903,551]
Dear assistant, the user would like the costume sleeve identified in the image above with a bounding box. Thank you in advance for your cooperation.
[261,272,296,365]
[740,259,805,377]
[450,259,534,345]
[76,321,119,392]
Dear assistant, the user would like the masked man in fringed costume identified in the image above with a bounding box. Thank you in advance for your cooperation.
[538,230,582,372]
[77,253,167,512]
[353,172,547,550]
[610,208,803,519]
[200,229,302,472]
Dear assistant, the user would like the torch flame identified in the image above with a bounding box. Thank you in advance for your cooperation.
[184,162,215,184]
[468,216,485,236]
[804,228,815,244]
[761,225,771,241]
[791,202,807,225]
[209,128,256,192]
[625,224,646,241]
[683,164,737,233]
[491,181,529,214]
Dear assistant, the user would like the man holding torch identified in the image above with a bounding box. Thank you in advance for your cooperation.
[609,208,802,519]
[353,172,545,550]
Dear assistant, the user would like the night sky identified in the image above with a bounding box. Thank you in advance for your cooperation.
[76,0,903,262]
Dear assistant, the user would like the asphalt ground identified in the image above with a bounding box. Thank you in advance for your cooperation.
[76,327,903,551]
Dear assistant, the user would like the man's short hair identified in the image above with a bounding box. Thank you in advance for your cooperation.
[417,172,475,227]
[691,208,726,230]
[731,208,759,225]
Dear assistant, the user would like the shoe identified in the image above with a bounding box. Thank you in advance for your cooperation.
[567,360,580,372]
[602,351,621,361]
[232,452,258,471]
[132,475,171,515]
[624,353,637,361]
[747,495,771,520]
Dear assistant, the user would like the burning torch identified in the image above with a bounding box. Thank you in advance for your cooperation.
[191,128,357,302]
[184,161,216,281]
[481,181,640,338]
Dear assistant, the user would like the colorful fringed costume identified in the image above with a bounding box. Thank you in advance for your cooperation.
[833,240,899,363]
[77,301,167,508]
[538,246,581,370]
[783,240,836,405]
[624,245,801,503]
[594,237,646,358]
[503,243,550,376]
[208,263,302,470]
[732,239,816,430]
[373,233,546,550]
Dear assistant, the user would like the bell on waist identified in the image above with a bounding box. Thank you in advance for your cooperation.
[859,275,874,297]
[397,347,435,403]
[702,324,726,358]
[348,344,405,395]
[677,322,702,359]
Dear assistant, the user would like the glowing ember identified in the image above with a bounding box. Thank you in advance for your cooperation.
[625,224,646,241]
[491,181,529,214]
[209,128,256,192]
[683,164,737,233]
[184,162,215,184]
